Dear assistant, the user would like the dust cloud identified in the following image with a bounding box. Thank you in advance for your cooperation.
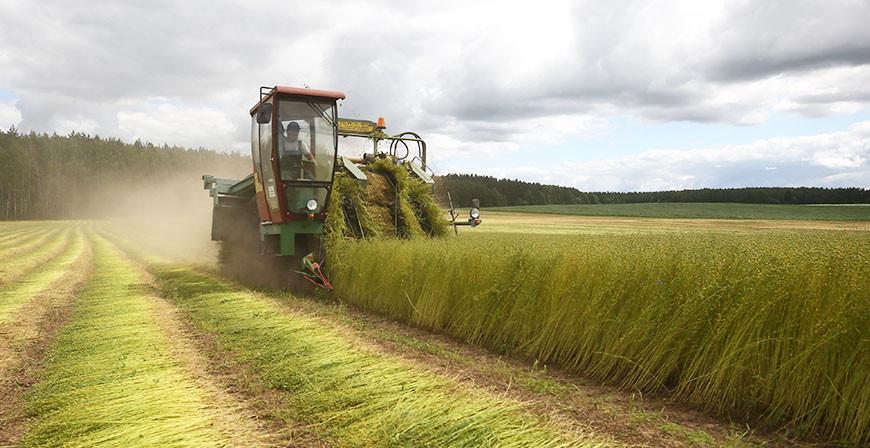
[92,166,250,265]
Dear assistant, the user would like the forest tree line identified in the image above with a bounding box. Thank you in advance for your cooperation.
[0,129,249,220]
[435,174,870,207]
[2,130,868,221]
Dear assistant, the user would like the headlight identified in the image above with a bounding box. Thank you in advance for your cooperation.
[469,207,480,219]
[306,199,318,211]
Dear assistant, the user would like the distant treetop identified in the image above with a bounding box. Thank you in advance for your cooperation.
[434,173,870,207]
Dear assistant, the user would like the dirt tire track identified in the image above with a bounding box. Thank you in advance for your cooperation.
[0,228,93,446]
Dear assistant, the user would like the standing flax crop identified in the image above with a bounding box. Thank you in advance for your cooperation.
[328,231,870,445]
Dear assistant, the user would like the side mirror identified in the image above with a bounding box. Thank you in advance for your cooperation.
[256,103,273,124]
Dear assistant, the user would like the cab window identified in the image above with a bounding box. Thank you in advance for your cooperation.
[276,99,336,183]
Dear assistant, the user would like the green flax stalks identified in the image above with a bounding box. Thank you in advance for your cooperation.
[326,172,383,239]
[326,159,448,241]
[0,227,85,323]
[0,227,70,285]
[20,235,227,447]
[154,266,604,448]
[328,231,870,445]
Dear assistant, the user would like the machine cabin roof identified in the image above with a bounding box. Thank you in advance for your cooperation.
[250,86,346,115]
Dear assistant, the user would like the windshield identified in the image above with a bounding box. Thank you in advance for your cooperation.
[276,98,337,183]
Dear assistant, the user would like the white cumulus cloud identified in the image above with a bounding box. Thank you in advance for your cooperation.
[0,0,869,189]
[0,100,21,129]
[117,99,237,150]
[455,121,870,191]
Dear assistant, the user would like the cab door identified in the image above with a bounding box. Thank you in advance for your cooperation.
[252,98,283,223]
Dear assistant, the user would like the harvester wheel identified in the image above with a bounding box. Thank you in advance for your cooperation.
[215,200,287,290]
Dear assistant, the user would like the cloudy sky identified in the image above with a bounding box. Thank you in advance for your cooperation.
[1,0,869,191]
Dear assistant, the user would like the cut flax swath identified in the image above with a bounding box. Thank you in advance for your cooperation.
[406,176,449,237]
[0,228,86,324]
[363,169,399,237]
[153,266,605,447]
[0,227,64,265]
[0,226,51,250]
[367,159,425,238]
[326,171,393,239]
[0,228,73,286]
[18,236,233,447]
[0,225,92,446]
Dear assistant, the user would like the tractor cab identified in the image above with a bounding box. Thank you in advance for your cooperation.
[250,86,345,225]
[205,84,481,290]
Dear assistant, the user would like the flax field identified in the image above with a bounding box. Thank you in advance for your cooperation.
[0,213,867,447]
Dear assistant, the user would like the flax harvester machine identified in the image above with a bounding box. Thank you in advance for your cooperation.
[203,86,481,289]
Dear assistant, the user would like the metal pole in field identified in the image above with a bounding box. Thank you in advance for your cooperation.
[448,192,458,236]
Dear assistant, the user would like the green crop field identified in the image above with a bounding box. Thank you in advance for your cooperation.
[329,229,869,444]
[490,202,870,221]
[0,214,867,447]
[0,223,607,447]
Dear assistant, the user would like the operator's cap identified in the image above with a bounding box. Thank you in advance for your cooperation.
[285,121,301,131]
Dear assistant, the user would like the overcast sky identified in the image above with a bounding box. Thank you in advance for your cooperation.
[1,0,868,191]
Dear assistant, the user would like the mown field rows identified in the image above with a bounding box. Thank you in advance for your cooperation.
[104,224,786,447]
[0,228,47,250]
[113,235,604,447]
[0,224,612,447]
[0,227,71,286]
[0,229,85,324]
[1,223,91,445]
[20,233,263,447]
[328,229,870,444]
[1,219,866,447]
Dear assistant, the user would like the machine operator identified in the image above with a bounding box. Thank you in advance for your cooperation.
[279,121,316,180]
